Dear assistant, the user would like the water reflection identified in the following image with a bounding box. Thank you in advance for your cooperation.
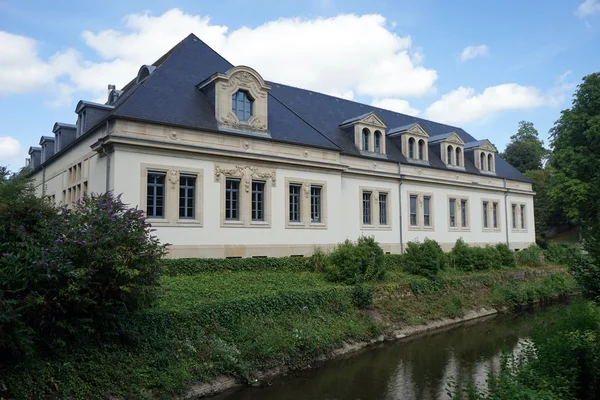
[207,306,564,400]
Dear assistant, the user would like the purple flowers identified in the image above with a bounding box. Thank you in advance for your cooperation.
[56,238,63,243]
[2,253,9,257]
[69,271,77,277]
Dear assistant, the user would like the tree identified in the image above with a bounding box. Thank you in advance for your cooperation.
[550,72,600,262]
[501,121,548,173]
[524,168,569,238]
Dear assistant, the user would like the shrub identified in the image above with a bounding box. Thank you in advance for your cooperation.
[383,253,403,270]
[449,239,502,271]
[324,236,385,285]
[164,256,311,276]
[515,244,545,267]
[544,242,585,267]
[309,248,327,273]
[495,243,517,268]
[403,238,446,277]
[449,238,473,271]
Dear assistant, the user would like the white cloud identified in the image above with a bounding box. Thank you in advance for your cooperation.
[460,45,489,62]
[576,0,600,17]
[371,98,420,116]
[0,9,438,104]
[424,84,558,125]
[0,136,21,164]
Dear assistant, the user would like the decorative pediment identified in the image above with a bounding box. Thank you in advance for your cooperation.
[214,164,276,193]
[466,139,496,153]
[406,123,429,138]
[479,140,496,152]
[388,122,429,138]
[446,132,465,145]
[340,111,387,129]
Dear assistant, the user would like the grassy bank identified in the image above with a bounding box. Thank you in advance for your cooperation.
[0,263,577,400]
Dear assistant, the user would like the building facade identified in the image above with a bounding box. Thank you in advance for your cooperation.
[26,34,535,258]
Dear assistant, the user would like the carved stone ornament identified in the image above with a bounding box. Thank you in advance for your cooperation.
[303,182,311,198]
[407,124,429,138]
[373,163,377,170]
[168,170,179,189]
[361,114,386,128]
[219,112,267,133]
[243,141,250,150]
[303,150,309,158]
[168,130,179,140]
[214,164,276,188]
[417,168,423,175]
[373,191,379,202]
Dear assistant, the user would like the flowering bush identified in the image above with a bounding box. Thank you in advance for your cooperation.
[0,168,167,362]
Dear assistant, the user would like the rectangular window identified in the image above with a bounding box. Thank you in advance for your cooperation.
[483,201,489,228]
[379,193,388,225]
[179,175,196,219]
[310,185,321,223]
[520,205,525,230]
[512,204,517,229]
[493,202,498,228]
[423,196,431,227]
[251,181,265,221]
[449,198,456,227]
[409,195,417,226]
[363,192,372,225]
[147,172,166,218]
[225,178,240,220]
[461,200,468,228]
[289,184,301,222]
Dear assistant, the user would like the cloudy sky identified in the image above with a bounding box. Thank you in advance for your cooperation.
[1,0,599,169]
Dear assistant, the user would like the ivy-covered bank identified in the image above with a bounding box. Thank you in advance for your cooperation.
[1,261,576,399]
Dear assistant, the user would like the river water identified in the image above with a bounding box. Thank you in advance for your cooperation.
[207,304,567,400]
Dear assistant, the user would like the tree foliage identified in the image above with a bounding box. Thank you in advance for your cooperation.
[550,72,600,262]
[501,121,548,173]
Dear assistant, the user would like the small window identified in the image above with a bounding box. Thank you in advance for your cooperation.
[311,185,322,223]
[447,145,453,165]
[461,199,468,228]
[289,184,301,222]
[423,196,431,227]
[483,201,489,228]
[147,172,166,218]
[449,198,456,227]
[251,181,265,221]
[488,153,493,172]
[225,178,240,220]
[362,128,370,151]
[480,152,486,170]
[493,202,498,228]
[520,205,525,229]
[379,193,388,225]
[363,191,372,225]
[179,175,196,219]
[374,131,382,153]
[512,204,517,229]
[455,147,462,167]
[409,195,417,226]
[408,137,415,159]
[232,90,253,122]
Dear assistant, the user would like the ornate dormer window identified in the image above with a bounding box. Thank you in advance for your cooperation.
[465,139,496,174]
[232,90,253,122]
[388,122,430,163]
[428,131,465,169]
[197,65,270,134]
[339,112,388,156]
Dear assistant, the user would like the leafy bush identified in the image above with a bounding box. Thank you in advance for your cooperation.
[324,236,385,285]
[164,256,312,276]
[495,243,517,268]
[309,248,327,273]
[544,242,585,267]
[448,239,504,271]
[352,282,374,308]
[515,244,545,267]
[0,174,167,362]
[403,238,446,277]
[383,253,404,270]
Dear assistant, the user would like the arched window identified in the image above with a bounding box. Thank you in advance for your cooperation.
[480,152,486,170]
[418,140,425,160]
[232,90,253,122]
[455,147,462,167]
[447,145,453,165]
[488,153,493,171]
[374,131,382,153]
[408,137,415,159]
[362,128,370,151]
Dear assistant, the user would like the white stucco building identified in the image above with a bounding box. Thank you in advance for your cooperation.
[26,34,535,258]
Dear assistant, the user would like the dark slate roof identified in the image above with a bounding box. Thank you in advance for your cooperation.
[388,123,418,135]
[53,122,76,132]
[44,33,530,183]
[428,132,455,143]
[464,140,488,149]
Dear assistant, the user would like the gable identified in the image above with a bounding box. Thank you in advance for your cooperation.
[446,132,465,145]
[407,123,429,138]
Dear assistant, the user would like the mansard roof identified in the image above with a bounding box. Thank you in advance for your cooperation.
[28,33,530,183]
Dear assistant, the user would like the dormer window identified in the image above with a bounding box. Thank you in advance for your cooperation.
[465,139,496,174]
[232,90,253,122]
[362,128,370,151]
[408,137,415,158]
[428,131,465,168]
[418,140,425,160]
[388,123,430,162]
[480,153,486,170]
[447,145,454,165]
[487,153,493,172]
[374,130,382,153]
[456,148,462,167]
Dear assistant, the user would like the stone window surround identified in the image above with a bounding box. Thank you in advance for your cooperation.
[141,163,204,227]
[448,195,470,232]
[481,198,501,232]
[511,201,528,232]
[406,191,434,231]
[353,124,387,155]
[360,186,392,230]
[475,149,496,173]
[214,163,276,228]
[285,177,328,229]
[402,135,429,162]
[443,143,465,168]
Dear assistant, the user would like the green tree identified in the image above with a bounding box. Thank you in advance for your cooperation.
[525,168,569,238]
[550,72,600,262]
[501,121,548,173]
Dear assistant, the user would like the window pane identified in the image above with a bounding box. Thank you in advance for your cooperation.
[311,186,321,223]
[520,205,525,229]
[379,193,387,225]
[449,199,456,227]
[423,196,430,227]
[461,200,468,227]
[232,91,253,122]
[363,192,372,224]
[226,178,240,220]
[493,203,498,228]
[252,181,265,221]
[362,129,369,151]
[289,184,301,222]
[374,132,381,153]
[179,175,196,219]
[410,195,417,226]
[483,201,488,228]
[447,146,453,165]
[512,204,517,229]
[147,172,165,218]
[409,139,414,159]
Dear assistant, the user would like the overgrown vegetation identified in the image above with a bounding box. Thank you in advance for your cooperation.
[323,236,385,284]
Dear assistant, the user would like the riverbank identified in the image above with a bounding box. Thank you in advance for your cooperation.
[0,265,577,399]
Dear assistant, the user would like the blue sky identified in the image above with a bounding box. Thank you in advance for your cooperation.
[1,0,599,170]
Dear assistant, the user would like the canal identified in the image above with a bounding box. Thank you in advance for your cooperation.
[207,303,569,400]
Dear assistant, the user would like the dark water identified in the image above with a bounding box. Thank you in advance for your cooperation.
[207,304,570,400]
